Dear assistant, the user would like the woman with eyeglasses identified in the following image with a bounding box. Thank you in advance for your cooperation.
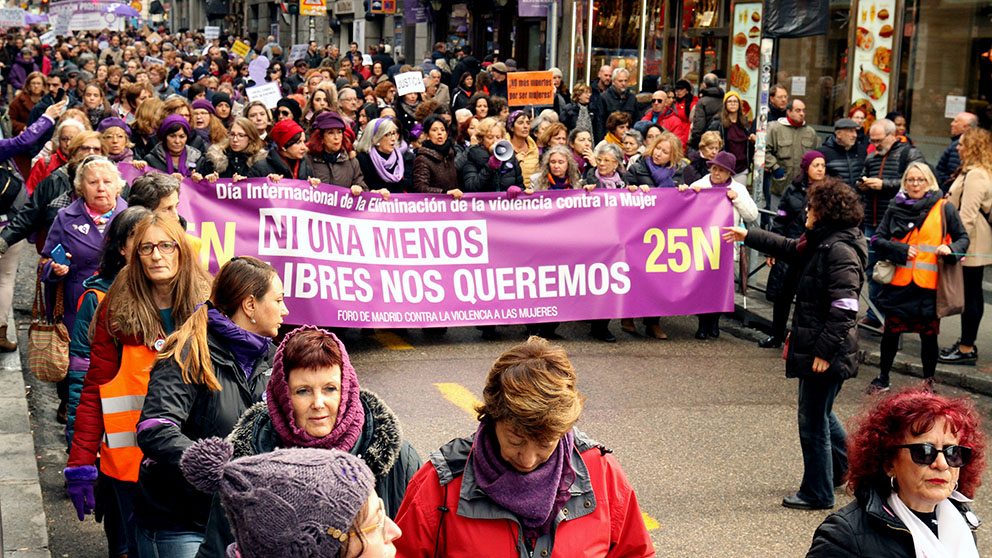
[65,214,212,556]
[194,326,421,558]
[807,387,986,557]
[723,177,867,511]
[98,117,134,164]
[355,117,413,193]
[134,256,288,557]
[394,337,653,556]
[865,163,969,393]
[249,119,319,183]
[195,117,269,182]
[146,114,202,180]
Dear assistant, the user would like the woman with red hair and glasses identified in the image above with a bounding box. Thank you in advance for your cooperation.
[806,386,986,557]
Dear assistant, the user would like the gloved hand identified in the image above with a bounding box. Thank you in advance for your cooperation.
[488,155,501,171]
[506,185,522,199]
[772,167,785,180]
[64,464,98,521]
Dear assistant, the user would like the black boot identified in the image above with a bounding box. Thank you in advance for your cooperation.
[758,336,782,349]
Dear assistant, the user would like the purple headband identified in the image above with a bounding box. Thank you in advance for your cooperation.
[507,110,526,129]
[372,116,394,137]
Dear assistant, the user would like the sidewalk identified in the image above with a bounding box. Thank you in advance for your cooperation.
[0,313,49,558]
[733,266,992,395]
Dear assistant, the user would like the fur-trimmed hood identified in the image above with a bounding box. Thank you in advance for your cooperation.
[205,144,268,175]
[227,388,403,479]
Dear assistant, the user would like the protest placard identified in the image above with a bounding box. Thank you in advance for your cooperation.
[231,40,251,58]
[119,164,735,329]
[245,82,282,109]
[0,8,26,28]
[143,55,165,67]
[204,26,220,39]
[506,71,554,106]
[287,44,308,64]
[395,71,426,96]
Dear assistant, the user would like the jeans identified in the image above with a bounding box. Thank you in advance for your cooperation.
[135,525,204,558]
[863,224,884,323]
[796,375,847,506]
[109,477,139,558]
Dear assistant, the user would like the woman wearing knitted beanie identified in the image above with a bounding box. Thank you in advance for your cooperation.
[194,326,422,558]
[182,439,401,558]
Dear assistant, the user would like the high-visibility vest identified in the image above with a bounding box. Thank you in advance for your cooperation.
[891,199,948,290]
[98,330,160,482]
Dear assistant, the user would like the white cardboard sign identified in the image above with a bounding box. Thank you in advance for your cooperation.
[246,82,283,109]
[394,71,425,96]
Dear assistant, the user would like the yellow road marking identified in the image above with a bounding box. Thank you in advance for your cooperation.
[642,512,660,530]
[435,383,482,418]
[372,330,413,350]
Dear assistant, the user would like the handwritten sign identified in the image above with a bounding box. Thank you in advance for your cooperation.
[287,43,308,64]
[0,8,26,28]
[231,40,251,58]
[246,82,283,109]
[506,71,554,106]
[394,71,425,96]
[40,31,57,46]
[143,55,165,67]
[204,25,220,39]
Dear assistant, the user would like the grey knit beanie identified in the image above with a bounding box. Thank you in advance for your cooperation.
[181,437,375,558]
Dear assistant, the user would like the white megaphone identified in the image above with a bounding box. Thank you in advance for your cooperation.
[492,139,515,162]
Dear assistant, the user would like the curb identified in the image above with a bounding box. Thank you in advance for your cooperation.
[0,313,50,558]
[733,298,992,398]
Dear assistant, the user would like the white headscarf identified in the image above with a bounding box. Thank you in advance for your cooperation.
[887,490,979,558]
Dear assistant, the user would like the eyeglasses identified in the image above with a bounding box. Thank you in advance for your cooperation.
[652,99,665,104]
[230,133,248,140]
[325,498,385,542]
[905,177,928,185]
[137,241,179,256]
[896,443,972,468]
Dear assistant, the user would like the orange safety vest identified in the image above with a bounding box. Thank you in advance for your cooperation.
[891,199,948,290]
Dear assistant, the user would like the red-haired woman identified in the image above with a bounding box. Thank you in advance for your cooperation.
[807,387,986,557]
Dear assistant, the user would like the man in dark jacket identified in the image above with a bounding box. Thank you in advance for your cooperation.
[595,68,637,142]
[768,83,788,121]
[689,73,724,149]
[488,62,509,99]
[449,45,480,90]
[935,111,977,191]
[589,64,612,115]
[858,117,927,327]
[820,118,865,190]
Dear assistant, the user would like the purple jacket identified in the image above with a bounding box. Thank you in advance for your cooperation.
[9,56,38,92]
[41,196,127,334]
[0,114,54,166]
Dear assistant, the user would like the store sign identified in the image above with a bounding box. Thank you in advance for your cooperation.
[728,2,762,121]
[507,71,554,106]
[301,0,326,17]
[850,0,895,119]
[368,0,395,14]
[335,0,354,14]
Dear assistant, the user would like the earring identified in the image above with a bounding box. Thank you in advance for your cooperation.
[890,476,897,490]
[250,315,256,324]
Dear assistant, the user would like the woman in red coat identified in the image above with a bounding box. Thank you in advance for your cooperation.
[394,336,654,558]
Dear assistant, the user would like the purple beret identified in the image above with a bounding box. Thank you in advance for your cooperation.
[311,111,346,131]
[97,117,131,136]
[191,98,216,115]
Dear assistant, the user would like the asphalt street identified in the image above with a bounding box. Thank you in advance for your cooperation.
[12,247,992,557]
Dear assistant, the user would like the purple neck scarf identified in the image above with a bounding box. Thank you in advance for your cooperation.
[645,157,675,188]
[471,421,575,538]
[166,147,189,177]
[595,168,624,189]
[370,147,404,183]
[266,326,365,451]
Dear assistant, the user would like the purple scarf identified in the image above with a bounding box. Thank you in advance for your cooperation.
[571,150,587,174]
[205,306,271,381]
[471,421,575,538]
[109,148,133,164]
[595,168,624,189]
[370,147,404,183]
[265,326,365,451]
[165,148,189,177]
[645,157,675,188]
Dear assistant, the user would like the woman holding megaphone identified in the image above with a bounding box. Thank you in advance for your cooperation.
[458,117,524,194]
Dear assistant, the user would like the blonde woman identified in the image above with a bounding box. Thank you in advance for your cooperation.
[940,127,992,365]
[623,130,684,190]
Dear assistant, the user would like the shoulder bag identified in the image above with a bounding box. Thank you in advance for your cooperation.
[936,201,965,318]
[27,264,69,382]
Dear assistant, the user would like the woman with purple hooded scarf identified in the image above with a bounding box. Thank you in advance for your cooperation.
[194,326,422,558]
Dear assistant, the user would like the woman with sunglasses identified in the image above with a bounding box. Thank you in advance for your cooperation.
[394,337,653,556]
[723,177,866,511]
[864,163,968,394]
[65,214,212,557]
[133,256,288,557]
[807,386,986,557]
[194,326,420,558]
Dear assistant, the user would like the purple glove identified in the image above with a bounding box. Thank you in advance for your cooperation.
[64,465,98,521]
[506,186,522,199]
[488,155,501,171]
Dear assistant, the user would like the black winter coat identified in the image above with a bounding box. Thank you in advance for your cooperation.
[820,135,866,190]
[690,86,725,148]
[681,151,709,187]
[248,149,315,181]
[765,177,810,302]
[135,329,274,532]
[860,141,927,227]
[745,224,867,380]
[623,157,683,189]
[596,87,637,141]
[411,141,458,194]
[194,391,422,558]
[0,165,71,250]
[872,194,969,319]
[807,485,979,558]
[356,149,414,193]
[449,56,480,90]
[457,144,524,192]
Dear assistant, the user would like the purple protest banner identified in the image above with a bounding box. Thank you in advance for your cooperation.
[119,165,734,328]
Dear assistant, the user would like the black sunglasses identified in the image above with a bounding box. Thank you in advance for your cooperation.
[896,443,972,468]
